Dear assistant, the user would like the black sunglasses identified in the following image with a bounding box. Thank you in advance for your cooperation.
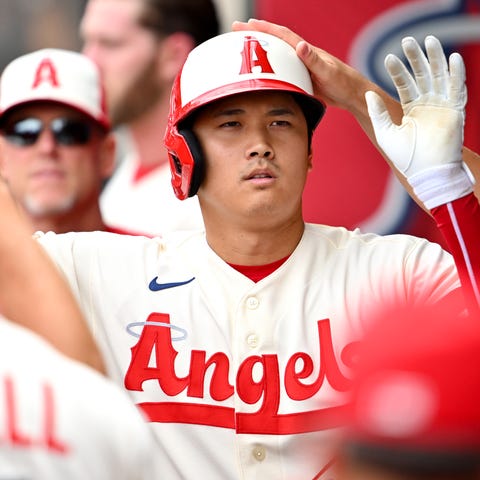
[2,117,93,147]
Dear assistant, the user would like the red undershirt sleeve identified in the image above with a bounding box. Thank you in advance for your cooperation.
[431,192,480,314]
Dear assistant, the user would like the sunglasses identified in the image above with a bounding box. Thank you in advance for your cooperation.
[2,117,93,147]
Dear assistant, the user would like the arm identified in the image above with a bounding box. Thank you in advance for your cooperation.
[0,179,105,373]
[232,19,480,209]
[364,35,480,313]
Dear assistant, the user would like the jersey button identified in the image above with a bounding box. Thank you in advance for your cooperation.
[246,296,259,309]
[246,334,258,348]
[252,446,266,462]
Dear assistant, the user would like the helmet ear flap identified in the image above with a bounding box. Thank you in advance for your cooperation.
[178,129,205,197]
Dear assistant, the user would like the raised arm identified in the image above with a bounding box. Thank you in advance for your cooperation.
[0,179,105,373]
[365,35,480,313]
[232,19,480,208]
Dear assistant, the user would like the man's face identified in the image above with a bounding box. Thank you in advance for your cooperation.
[0,103,112,220]
[193,90,312,227]
[80,0,162,126]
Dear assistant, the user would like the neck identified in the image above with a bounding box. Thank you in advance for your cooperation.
[204,214,305,266]
[128,95,170,168]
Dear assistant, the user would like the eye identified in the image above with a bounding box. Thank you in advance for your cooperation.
[271,119,291,127]
[219,120,241,128]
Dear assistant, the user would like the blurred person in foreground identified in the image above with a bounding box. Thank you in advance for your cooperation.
[80,0,220,236]
[333,300,480,480]
[0,175,160,479]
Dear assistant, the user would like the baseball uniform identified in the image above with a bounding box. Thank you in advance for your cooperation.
[36,222,459,479]
[0,317,160,480]
[100,128,204,237]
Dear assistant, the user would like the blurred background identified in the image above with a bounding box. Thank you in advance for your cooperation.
[1,0,479,248]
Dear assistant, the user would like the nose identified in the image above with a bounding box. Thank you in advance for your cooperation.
[82,42,101,66]
[246,140,273,160]
[36,128,57,153]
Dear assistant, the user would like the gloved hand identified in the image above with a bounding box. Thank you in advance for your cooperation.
[365,35,472,209]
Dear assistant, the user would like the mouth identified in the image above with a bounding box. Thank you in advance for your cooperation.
[249,173,273,180]
[244,168,276,182]
[30,169,65,182]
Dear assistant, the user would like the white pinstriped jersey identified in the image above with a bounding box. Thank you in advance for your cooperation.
[0,318,160,480]
[37,223,459,479]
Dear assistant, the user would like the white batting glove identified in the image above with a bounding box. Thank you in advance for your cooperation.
[365,35,473,209]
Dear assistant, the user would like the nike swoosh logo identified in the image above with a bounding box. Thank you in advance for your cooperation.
[149,276,195,292]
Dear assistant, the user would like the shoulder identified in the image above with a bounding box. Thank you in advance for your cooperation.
[304,223,435,250]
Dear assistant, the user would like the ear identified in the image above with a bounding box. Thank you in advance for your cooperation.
[156,32,196,84]
[98,133,116,180]
[307,151,313,171]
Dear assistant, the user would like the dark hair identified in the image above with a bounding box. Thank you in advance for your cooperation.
[138,0,220,46]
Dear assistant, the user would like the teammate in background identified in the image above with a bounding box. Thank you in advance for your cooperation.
[0,29,477,479]
[0,48,122,234]
[80,0,219,236]
[233,19,480,210]
[333,301,480,480]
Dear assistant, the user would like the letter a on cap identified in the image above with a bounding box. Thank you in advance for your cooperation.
[31,58,59,89]
[239,36,274,74]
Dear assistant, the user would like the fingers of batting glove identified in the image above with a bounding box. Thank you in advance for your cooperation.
[424,35,449,96]
[384,54,418,107]
[401,36,431,96]
[365,90,412,172]
[365,90,392,134]
[449,52,467,109]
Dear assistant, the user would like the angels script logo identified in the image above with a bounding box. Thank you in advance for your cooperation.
[124,313,358,434]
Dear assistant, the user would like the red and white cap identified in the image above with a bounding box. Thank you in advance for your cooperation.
[343,299,480,473]
[0,48,109,129]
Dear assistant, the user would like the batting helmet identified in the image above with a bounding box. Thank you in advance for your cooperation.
[163,30,326,200]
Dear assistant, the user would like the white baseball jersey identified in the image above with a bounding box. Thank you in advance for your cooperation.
[100,131,204,236]
[0,317,160,480]
[37,223,459,479]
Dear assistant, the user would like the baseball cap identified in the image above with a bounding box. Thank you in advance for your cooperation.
[342,300,480,474]
[0,48,109,129]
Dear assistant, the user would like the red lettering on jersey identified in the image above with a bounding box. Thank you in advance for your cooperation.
[239,36,274,74]
[188,351,233,401]
[125,313,189,395]
[285,319,352,400]
[126,316,354,434]
[1,376,69,453]
[4,376,31,447]
[32,59,59,89]
[124,313,234,400]
[43,384,69,453]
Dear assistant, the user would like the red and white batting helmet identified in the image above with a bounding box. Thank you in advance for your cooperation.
[163,30,326,200]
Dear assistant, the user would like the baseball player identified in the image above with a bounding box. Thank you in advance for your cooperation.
[80,0,219,237]
[0,316,161,480]
[0,29,478,480]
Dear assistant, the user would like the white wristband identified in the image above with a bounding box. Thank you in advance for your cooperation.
[408,162,473,209]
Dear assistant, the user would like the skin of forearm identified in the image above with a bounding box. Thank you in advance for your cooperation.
[0,180,106,373]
